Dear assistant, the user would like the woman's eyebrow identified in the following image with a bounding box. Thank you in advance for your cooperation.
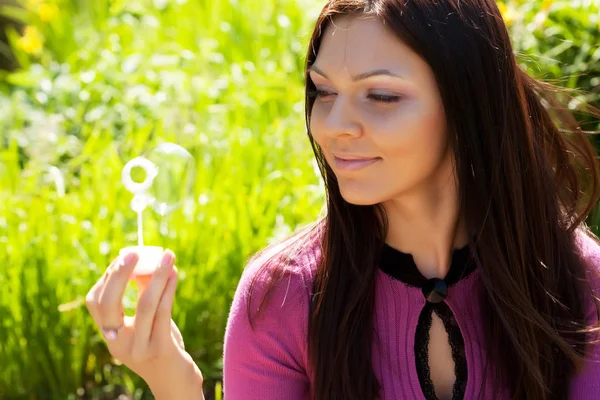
[309,65,405,81]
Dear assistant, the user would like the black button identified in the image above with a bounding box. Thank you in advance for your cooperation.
[422,278,448,303]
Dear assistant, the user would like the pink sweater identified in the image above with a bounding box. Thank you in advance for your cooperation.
[223,231,600,399]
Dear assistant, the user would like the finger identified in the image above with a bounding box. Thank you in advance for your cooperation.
[133,250,176,295]
[134,262,177,298]
[97,252,139,328]
[134,274,153,300]
[86,257,119,325]
[134,253,171,298]
[150,266,179,344]
[170,318,185,350]
[133,250,175,345]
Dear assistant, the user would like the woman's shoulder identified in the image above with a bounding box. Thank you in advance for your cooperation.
[575,226,600,283]
[573,226,600,324]
[235,220,324,316]
[569,227,600,396]
[222,221,324,395]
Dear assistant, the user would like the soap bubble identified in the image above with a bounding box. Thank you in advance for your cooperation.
[122,142,196,216]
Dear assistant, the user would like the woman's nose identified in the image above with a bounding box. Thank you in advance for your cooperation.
[323,96,362,138]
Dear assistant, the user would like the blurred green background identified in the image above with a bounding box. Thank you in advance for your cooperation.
[0,0,598,399]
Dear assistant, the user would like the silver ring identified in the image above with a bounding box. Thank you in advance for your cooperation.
[101,324,125,341]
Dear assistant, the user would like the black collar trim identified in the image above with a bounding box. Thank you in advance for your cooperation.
[379,242,477,288]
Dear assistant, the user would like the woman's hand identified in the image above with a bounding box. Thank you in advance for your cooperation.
[85,250,203,392]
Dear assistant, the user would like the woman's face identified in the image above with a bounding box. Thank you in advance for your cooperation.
[309,15,453,206]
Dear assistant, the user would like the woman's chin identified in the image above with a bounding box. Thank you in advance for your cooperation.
[339,189,383,206]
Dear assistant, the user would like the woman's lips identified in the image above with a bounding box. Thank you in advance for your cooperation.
[333,156,382,171]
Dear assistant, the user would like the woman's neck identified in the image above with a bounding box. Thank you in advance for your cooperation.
[383,170,468,280]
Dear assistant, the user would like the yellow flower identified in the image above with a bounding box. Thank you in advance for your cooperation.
[38,3,59,23]
[498,1,508,15]
[498,1,516,26]
[542,0,552,11]
[18,26,44,55]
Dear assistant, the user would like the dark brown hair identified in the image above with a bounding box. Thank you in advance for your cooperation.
[248,0,600,399]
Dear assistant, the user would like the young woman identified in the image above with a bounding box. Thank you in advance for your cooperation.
[85,0,600,399]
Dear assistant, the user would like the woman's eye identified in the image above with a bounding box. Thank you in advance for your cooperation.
[308,88,402,104]
[367,93,403,104]
[308,88,336,100]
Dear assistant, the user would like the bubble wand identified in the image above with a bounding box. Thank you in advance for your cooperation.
[120,143,196,276]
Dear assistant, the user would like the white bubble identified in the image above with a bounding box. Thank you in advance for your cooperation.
[145,143,196,216]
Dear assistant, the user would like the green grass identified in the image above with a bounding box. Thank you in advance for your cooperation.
[0,0,324,398]
[0,0,598,398]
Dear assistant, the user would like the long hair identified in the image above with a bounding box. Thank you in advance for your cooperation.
[248,0,600,399]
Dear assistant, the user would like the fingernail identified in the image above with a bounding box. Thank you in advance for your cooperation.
[160,251,174,269]
[123,252,138,265]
